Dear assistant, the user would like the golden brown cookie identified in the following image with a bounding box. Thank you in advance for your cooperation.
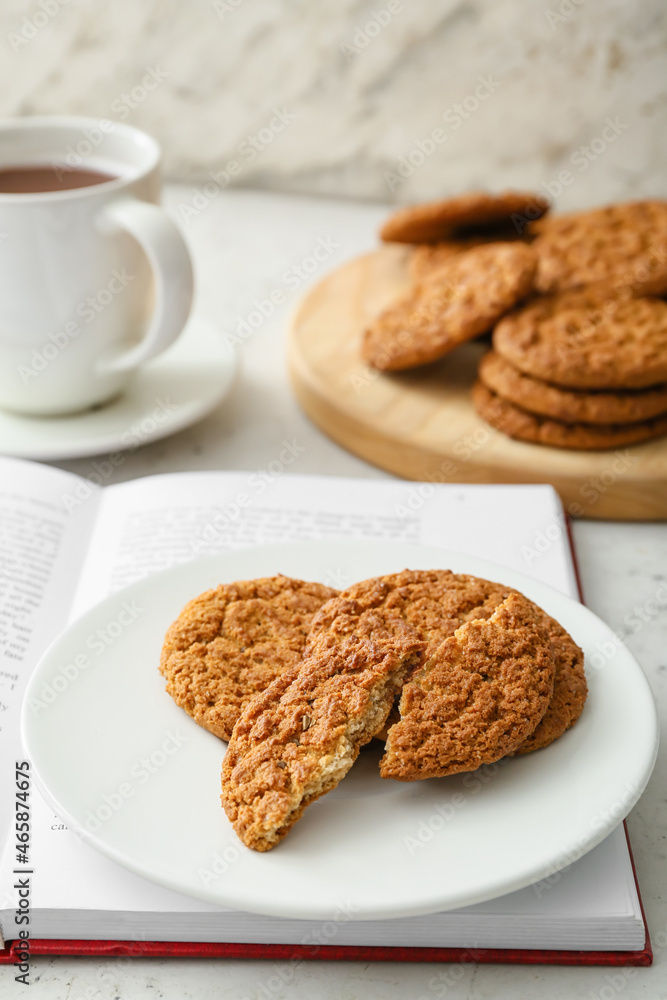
[159,575,338,741]
[379,594,556,780]
[472,380,667,449]
[311,568,512,746]
[362,242,536,371]
[220,613,424,851]
[336,569,585,754]
[307,568,516,657]
[478,350,667,425]
[408,241,466,282]
[492,289,667,390]
[532,201,667,296]
[408,231,527,283]
[380,191,549,244]
[513,613,586,755]
[374,646,587,751]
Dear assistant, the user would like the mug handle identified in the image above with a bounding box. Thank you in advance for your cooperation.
[95,195,194,373]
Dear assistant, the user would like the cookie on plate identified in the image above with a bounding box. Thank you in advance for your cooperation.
[159,575,338,741]
[379,594,556,780]
[310,568,513,744]
[380,191,549,244]
[472,380,667,449]
[513,612,586,755]
[220,612,424,851]
[362,242,536,371]
[307,568,516,656]
[478,350,667,425]
[532,201,667,296]
[310,569,586,756]
[492,289,667,390]
[375,613,586,754]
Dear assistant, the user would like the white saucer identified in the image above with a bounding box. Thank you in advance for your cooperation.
[0,317,237,461]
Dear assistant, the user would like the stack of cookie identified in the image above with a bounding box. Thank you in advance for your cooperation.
[160,570,586,852]
[477,203,667,449]
[363,191,545,373]
[372,194,667,450]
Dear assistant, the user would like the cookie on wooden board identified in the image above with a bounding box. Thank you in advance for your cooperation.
[472,380,667,450]
[159,575,338,741]
[408,231,528,283]
[363,242,536,371]
[492,289,667,390]
[380,191,549,244]
[220,612,424,851]
[379,594,556,780]
[478,350,667,425]
[532,201,667,296]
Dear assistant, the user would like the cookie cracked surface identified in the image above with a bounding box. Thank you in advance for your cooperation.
[310,569,585,757]
[380,594,556,780]
[307,568,516,656]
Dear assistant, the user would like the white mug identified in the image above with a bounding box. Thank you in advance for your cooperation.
[0,116,194,415]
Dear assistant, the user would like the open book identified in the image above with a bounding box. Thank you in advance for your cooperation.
[0,458,650,964]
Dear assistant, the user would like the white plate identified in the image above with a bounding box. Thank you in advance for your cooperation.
[0,316,237,460]
[21,542,658,921]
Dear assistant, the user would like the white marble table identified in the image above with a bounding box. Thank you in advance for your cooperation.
[23,186,667,999]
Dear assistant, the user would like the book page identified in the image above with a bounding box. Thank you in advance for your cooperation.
[69,472,577,616]
[0,458,100,853]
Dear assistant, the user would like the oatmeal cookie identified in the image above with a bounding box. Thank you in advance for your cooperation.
[363,242,536,371]
[513,613,586,755]
[220,612,424,850]
[532,201,667,296]
[310,569,584,758]
[379,594,556,779]
[159,575,338,741]
[307,568,516,656]
[478,350,667,425]
[408,230,527,283]
[472,380,667,449]
[492,289,667,390]
[381,191,549,244]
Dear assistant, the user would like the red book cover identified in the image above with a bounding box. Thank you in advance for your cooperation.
[0,824,653,967]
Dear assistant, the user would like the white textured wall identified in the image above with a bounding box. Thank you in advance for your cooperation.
[0,0,665,208]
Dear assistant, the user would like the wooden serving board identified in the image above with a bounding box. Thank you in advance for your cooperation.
[289,244,667,521]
